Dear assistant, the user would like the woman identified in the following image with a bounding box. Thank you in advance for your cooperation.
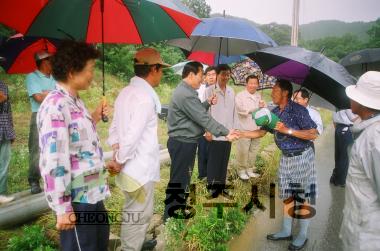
[38,41,110,251]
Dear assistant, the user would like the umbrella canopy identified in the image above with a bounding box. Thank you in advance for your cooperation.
[170,61,208,75]
[0,0,200,44]
[186,50,245,65]
[0,35,60,74]
[231,58,276,88]
[250,46,356,109]
[339,48,380,77]
[167,17,277,61]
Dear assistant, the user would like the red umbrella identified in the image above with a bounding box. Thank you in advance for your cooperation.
[0,34,59,74]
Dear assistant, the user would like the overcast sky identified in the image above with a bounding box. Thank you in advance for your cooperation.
[205,0,380,25]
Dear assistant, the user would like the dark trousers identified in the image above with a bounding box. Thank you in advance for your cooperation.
[164,137,197,221]
[207,141,232,188]
[331,124,354,185]
[197,136,209,179]
[28,112,41,185]
[60,201,109,251]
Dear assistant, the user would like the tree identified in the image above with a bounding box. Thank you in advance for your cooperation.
[181,0,211,18]
[259,23,291,46]
[367,18,380,48]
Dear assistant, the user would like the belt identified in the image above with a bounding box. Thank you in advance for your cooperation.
[282,148,307,157]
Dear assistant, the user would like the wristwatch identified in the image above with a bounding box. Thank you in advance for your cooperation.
[287,129,293,135]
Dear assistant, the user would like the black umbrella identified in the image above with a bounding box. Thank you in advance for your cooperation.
[339,48,380,77]
[249,46,356,109]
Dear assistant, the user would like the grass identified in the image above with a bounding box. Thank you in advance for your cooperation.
[0,69,332,250]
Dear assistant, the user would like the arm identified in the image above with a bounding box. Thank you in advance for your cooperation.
[240,129,267,139]
[32,92,49,103]
[0,90,7,103]
[275,122,318,140]
[114,99,152,164]
[181,95,229,137]
[39,106,73,217]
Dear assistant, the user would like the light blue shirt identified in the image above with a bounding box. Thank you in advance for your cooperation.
[26,70,56,112]
[307,105,323,135]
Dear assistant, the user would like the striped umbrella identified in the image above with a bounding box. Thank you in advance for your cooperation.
[0,35,60,74]
[0,0,200,121]
[0,0,200,43]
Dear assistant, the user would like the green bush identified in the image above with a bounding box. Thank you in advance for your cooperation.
[7,225,57,251]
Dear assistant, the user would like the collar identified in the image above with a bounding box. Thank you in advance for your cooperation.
[35,70,51,79]
[182,80,198,94]
[352,113,380,135]
[56,83,79,102]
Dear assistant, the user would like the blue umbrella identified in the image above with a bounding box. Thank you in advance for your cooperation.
[339,48,380,77]
[168,17,276,64]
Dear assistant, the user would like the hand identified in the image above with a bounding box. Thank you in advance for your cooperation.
[56,212,76,231]
[274,122,289,134]
[92,99,110,124]
[111,143,120,161]
[204,131,213,142]
[226,129,239,142]
[259,100,266,108]
[106,160,122,176]
[208,93,218,105]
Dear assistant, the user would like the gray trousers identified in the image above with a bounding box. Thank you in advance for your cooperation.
[28,112,40,184]
[0,140,11,194]
[235,138,260,172]
[121,182,154,251]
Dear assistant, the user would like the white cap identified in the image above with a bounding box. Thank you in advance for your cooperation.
[345,71,380,110]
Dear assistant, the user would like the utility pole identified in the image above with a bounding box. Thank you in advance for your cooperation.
[291,0,300,46]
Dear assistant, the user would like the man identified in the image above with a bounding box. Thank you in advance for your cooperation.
[240,79,318,250]
[0,79,15,204]
[235,75,265,181]
[204,64,238,197]
[164,61,237,221]
[340,71,380,251]
[107,48,168,251]
[293,89,323,136]
[330,109,358,187]
[26,50,56,194]
[197,66,217,180]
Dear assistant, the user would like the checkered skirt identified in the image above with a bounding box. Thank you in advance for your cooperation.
[278,147,317,200]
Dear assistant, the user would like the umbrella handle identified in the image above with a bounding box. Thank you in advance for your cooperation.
[101,96,109,123]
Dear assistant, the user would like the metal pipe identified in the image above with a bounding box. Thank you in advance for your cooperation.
[0,149,170,228]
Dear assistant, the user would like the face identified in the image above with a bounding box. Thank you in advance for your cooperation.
[193,67,204,89]
[271,83,287,105]
[293,91,308,107]
[69,59,96,91]
[350,99,361,116]
[151,65,163,87]
[246,78,259,94]
[205,70,217,85]
[217,70,231,86]
[41,58,53,74]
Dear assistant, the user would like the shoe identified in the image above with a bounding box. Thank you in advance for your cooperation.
[0,195,15,204]
[237,170,250,181]
[246,169,261,178]
[220,189,234,200]
[207,188,220,199]
[30,182,42,194]
[288,239,308,250]
[141,239,157,251]
[266,233,293,241]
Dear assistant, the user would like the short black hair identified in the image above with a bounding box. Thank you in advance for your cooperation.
[294,88,310,99]
[52,41,100,82]
[134,63,162,78]
[182,61,203,79]
[216,64,231,74]
[246,74,259,83]
[276,79,293,99]
[204,66,216,75]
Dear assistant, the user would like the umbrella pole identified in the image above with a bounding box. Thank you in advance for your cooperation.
[217,37,222,65]
[101,0,108,122]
